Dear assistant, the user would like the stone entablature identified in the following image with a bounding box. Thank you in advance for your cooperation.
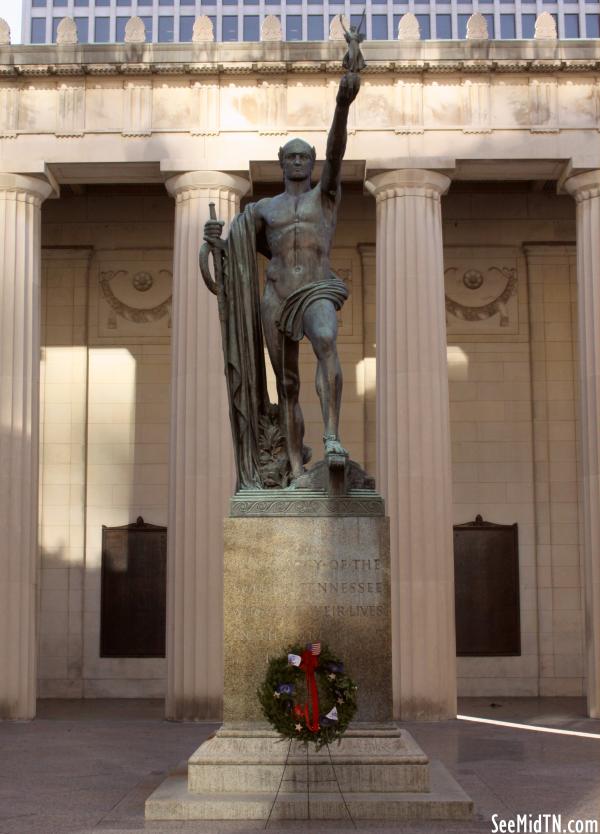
[1,41,600,173]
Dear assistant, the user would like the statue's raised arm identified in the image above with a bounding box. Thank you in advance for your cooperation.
[320,69,363,198]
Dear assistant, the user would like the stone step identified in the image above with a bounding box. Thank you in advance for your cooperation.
[146,760,474,821]
[187,725,429,794]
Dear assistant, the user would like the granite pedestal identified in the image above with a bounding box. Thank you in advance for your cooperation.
[146,489,473,822]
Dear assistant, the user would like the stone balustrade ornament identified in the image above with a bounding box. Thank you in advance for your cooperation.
[397,13,420,41]
[261,15,282,42]
[466,13,488,40]
[125,16,146,44]
[56,17,78,45]
[0,18,10,45]
[534,11,557,39]
[329,14,349,41]
[193,16,214,43]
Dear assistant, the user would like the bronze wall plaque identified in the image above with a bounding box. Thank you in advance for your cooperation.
[453,515,521,657]
[100,516,167,658]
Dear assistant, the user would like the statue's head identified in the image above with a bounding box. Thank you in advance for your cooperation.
[278,138,316,182]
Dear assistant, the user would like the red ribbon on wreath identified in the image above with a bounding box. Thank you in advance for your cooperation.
[299,645,321,733]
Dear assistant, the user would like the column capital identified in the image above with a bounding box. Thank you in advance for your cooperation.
[165,170,250,202]
[563,170,600,203]
[365,169,451,203]
[0,173,54,205]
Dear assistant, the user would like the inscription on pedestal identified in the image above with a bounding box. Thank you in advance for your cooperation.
[223,515,392,722]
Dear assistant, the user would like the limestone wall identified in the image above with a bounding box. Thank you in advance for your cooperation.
[39,190,173,698]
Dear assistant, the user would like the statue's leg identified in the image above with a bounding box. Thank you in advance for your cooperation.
[302,299,343,448]
[261,294,305,477]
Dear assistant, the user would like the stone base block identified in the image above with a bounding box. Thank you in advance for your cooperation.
[146,761,472,821]
[224,513,392,722]
[188,723,429,794]
[145,723,473,821]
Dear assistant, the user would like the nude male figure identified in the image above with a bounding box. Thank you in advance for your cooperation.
[205,72,361,481]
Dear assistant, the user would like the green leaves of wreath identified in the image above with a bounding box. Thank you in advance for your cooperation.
[258,642,357,749]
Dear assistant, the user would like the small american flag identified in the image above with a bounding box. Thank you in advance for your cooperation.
[309,642,321,656]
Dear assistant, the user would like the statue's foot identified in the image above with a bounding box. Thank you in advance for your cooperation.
[323,435,348,456]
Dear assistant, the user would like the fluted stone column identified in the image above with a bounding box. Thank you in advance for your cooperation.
[165,171,249,720]
[365,169,456,720]
[0,173,53,719]
[564,171,600,718]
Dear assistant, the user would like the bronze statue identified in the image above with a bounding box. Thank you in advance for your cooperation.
[201,58,367,492]
[341,13,366,74]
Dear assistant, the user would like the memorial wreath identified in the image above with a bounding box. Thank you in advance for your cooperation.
[258,642,357,748]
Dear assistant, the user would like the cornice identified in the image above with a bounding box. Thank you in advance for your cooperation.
[1,56,598,79]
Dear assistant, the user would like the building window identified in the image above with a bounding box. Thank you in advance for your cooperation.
[350,13,364,28]
[95,0,110,6]
[484,14,494,36]
[500,14,516,37]
[31,18,46,42]
[522,13,536,37]
[243,14,259,40]
[416,13,430,38]
[138,0,153,5]
[74,0,89,6]
[140,16,152,39]
[371,14,388,38]
[181,0,195,4]
[308,0,321,5]
[158,16,174,41]
[564,13,580,36]
[74,17,89,41]
[94,16,110,42]
[159,0,174,5]
[286,14,302,39]
[458,13,470,37]
[223,0,237,5]
[53,0,67,6]
[32,0,47,6]
[116,0,131,6]
[244,0,259,6]
[265,0,279,5]
[180,16,195,40]
[586,14,600,37]
[436,14,451,38]
[287,0,302,6]
[222,15,238,40]
[372,0,387,4]
[52,17,62,41]
[116,16,128,40]
[307,14,323,39]
[393,14,401,36]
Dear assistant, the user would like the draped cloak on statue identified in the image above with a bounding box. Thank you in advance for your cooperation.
[221,203,271,490]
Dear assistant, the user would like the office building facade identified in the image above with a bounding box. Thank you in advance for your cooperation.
[21,0,600,44]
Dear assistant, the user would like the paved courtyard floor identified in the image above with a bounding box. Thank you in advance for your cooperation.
[1,697,599,834]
